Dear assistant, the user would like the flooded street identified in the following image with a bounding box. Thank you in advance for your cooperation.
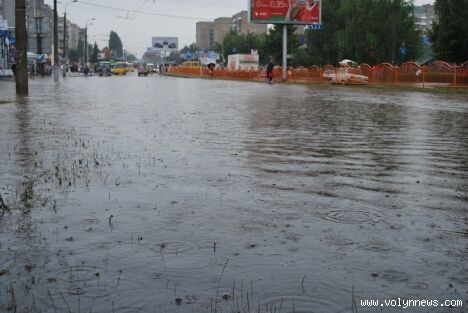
[0,75,467,312]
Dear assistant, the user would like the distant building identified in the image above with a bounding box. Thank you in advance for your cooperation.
[67,22,83,52]
[0,0,15,37]
[414,4,435,33]
[27,0,54,55]
[2,0,83,57]
[196,21,214,51]
[58,17,83,57]
[196,11,268,50]
[231,11,268,37]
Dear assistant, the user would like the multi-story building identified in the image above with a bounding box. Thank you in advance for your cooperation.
[231,11,267,37]
[67,22,82,52]
[196,11,268,51]
[57,17,82,57]
[213,17,232,46]
[196,21,214,51]
[414,4,435,33]
[27,0,53,55]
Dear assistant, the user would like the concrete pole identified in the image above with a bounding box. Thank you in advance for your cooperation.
[282,24,287,81]
[53,0,59,81]
[15,0,28,95]
[63,11,67,63]
[84,26,87,67]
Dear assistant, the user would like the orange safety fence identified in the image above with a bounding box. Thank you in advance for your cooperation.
[168,61,468,88]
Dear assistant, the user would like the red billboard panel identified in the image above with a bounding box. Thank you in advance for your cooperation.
[250,0,321,25]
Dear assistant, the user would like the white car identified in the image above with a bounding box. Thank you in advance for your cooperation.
[323,67,369,85]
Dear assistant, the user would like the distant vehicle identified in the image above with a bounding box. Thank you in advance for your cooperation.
[323,67,368,85]
[163,41,168,45]
[154,43,163,48]
[138,65,148,76]
[111,62,127,75]
[168,43,177,49]
[125,63,134,73]
[97,61,111,76]
[146,63,156,73]
[181,61,200,68]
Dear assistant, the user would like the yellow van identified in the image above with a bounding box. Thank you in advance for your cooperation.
[125,62,134,72]
[111,62,127,75]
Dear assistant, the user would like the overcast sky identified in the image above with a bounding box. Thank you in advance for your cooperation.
[45,0,435,56]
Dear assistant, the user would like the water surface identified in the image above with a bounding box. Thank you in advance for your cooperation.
[0,75,467,312]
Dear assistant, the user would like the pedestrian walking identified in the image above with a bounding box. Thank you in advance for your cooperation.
[267,60,275,83]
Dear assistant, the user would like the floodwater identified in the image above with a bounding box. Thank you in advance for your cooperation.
[0,74,467,313]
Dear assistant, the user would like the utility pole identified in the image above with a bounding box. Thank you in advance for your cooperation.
[63,12,67,62]
[15,0,29,95]
[83,18,94,68]
[53,0,59,81]
[84,26,87,67]
[282,25,287,81]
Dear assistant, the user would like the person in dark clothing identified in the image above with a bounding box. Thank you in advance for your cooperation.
[266,60,275,83]
[11,64,16,76]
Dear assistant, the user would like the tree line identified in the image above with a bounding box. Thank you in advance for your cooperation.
[68,30,136,63]
[200,0,466,66]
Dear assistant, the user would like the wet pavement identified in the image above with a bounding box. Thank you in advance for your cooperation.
[0,74,467,313]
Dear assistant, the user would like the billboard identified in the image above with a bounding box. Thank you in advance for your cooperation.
[250,0,321,25]
[151,37,179,52]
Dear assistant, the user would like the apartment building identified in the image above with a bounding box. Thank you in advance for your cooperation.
[196,11,268,50]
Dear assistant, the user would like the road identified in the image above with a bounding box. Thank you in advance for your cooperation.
[0,74,467,312]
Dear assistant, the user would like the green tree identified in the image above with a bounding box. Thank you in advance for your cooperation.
[109,31,123,58]
[167,51,184,64]
[430,0,468,63]
[180,43,199,53]
[222,29,249,61]
[293,0,342,66]
[210,42,223,54]
[338,0,421,64]
[90,42,99,63]
[76,37,84,60]
[126,54,137,62]
[258,25,299,65]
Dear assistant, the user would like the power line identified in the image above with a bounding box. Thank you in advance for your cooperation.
[115,0,156,31]
[78,1,211,21]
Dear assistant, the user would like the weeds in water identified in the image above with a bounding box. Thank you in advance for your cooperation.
[214,258,230,313]
[0,194,9,212]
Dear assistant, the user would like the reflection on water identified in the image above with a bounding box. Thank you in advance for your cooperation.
[0,77,467,312]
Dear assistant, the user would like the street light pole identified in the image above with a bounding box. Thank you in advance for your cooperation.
[83,18,95,68]
[15,0,28,95]
[63,0,78,66]
[53,0,59,81]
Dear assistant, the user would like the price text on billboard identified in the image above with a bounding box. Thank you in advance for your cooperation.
[250,0,321,25]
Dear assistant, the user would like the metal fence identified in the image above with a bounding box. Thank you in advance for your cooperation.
[169,61,468,88]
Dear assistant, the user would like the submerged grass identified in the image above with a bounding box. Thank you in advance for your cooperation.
[161,72,468,95]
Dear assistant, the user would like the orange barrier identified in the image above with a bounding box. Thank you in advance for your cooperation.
[168,61,468,88]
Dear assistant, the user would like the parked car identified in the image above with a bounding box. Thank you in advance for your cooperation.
[168,43,177,49]
[323,67,368,85]
[154,43,163,48]
[138,65,148,76]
